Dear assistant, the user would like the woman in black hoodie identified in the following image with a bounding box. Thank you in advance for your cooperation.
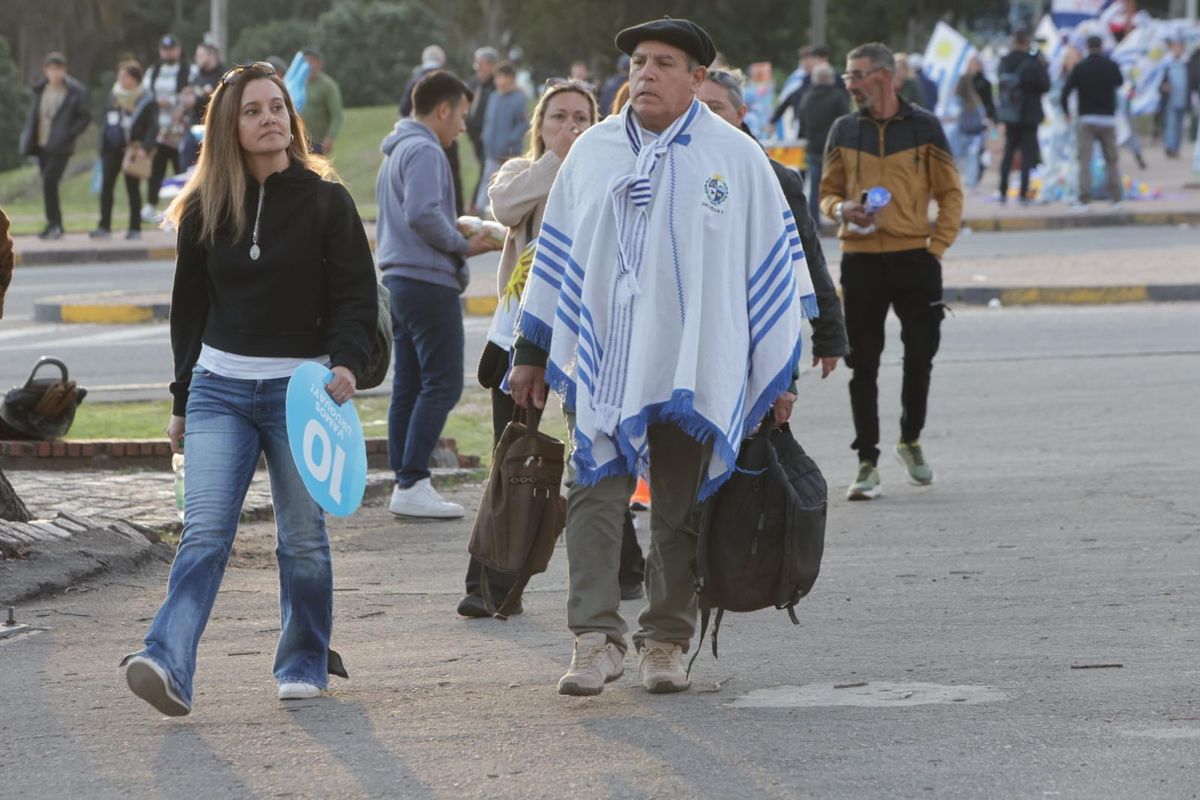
[120,62,377,716]
[92,61,157,240]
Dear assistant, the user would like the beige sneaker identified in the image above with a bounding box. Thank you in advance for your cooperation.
[638,639,690,694]
[557,632,625,696]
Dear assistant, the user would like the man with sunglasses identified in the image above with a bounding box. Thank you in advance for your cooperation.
[819,42,962,501]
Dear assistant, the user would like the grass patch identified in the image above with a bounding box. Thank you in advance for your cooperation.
[63,384,569,470]
[0,106,480,235]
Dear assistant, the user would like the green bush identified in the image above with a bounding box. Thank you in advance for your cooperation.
[230,17,316,67]
[0,37,30,171]
[317,1,450,107]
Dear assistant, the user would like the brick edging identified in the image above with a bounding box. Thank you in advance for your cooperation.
[0,437,480,471]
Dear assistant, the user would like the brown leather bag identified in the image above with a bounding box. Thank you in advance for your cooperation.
[121,146,152,180]
[467,406,566,618]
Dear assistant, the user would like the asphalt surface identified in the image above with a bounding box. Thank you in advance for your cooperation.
[1,303,1198,799]
[2,226,1198,402]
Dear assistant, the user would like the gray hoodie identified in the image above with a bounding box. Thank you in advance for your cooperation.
[376,119,470,292]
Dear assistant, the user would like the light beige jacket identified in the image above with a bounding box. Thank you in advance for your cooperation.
[487,151,562,296]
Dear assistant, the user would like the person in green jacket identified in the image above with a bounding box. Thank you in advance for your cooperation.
[302,48,344,155]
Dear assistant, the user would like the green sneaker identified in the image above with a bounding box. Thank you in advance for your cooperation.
[895,441,935,485]
[846,461,882,500]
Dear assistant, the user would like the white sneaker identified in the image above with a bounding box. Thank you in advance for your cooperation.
[278,681,322,700]
[140,203,157,223]
[638,639,690,694]
[557,632,625,696]
[122,654,191,716]
[388,478,465,519]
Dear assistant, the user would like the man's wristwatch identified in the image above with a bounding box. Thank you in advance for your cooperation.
[834,202,845,224]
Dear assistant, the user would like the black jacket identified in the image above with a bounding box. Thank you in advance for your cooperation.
[767,157,848,359]
[467,75,496,141]
[99,90,157,154]
[190,63,225,123]
[997,50,1051,126]
[798,84,851,158]
[1061,53,1123,117]
[169,163,378,415]
[20,76,92,157]
[972,73,997,123]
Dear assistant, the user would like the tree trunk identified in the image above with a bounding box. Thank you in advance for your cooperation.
[0,468,32,523]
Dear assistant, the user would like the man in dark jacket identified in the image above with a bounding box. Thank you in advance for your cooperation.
[996,29,1051,204]
[771,46,846,136]
[799,63,851,223]
[699,68,848,376]
[1062,36,1125,206]
[466,47,498,213]
[20,52,91,239]
[142,35,190,221]
[0,206,14,318]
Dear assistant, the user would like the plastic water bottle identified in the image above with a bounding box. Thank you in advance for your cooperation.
[848,186,892,235]
[172,449,185,522]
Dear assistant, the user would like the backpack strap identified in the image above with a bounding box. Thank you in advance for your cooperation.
[685,605,711,679]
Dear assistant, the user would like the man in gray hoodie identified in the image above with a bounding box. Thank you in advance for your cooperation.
[377,70,500,519]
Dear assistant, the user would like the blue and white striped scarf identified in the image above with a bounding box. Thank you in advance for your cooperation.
[517,100,818,499]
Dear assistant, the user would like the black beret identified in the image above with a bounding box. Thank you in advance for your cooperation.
[614,17,716,68]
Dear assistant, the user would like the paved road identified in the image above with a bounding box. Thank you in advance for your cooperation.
[1,226,1197,401]
[2,302,1197,799]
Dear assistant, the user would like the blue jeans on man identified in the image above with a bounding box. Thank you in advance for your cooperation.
[385,275,465,488]
[135,368,333,707]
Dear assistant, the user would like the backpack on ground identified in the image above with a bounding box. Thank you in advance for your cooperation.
[690,420,827,674]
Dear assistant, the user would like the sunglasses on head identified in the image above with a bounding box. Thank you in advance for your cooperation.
[220,61,276,86]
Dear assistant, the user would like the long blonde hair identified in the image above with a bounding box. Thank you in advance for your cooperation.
[527,81,599,160]
[163,67,336,245]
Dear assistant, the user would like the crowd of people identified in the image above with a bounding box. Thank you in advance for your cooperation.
[97,11,980,716]
[6,12,1193,715]
[17,35,344,240]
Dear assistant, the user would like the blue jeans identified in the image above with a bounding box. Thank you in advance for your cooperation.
[137,367,332,706]
[1164,106,1185,156]
[385,275,464,488]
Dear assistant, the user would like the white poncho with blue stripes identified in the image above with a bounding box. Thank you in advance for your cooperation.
[517,99,818,500]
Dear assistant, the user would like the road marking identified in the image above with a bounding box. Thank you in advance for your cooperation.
[3,325,167,350]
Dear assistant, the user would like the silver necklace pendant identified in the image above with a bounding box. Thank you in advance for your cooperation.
[249,244,261,261]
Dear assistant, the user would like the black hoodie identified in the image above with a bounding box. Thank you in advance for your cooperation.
[169,162,378,415]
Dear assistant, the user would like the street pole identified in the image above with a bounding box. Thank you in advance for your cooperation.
[1187,0,1198,22]
[810,0,827,47]
[210,0,228,56]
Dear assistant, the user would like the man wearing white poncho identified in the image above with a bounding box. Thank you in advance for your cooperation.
[509,18,818,697]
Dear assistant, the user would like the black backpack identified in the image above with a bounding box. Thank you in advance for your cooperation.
[315,183,392,391]
[996,58,1026,124]
[689,421,827,673]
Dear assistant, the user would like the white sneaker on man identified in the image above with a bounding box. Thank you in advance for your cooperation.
[557,632,625,696]
[277,681,322,700]
[388,478,464,519]
[638,639,690,694]
[140,203,157,223]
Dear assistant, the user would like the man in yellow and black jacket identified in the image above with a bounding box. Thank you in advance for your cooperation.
[819,42,962,501]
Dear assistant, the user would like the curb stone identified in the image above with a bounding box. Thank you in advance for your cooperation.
[12,209,1198,268]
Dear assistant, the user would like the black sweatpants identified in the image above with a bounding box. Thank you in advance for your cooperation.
[147,144,181,207]
[841,249,944,466]
[465,388,645,602]
[38,153,70,228]
[999,122,1040,200]
[98,148,142,232]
